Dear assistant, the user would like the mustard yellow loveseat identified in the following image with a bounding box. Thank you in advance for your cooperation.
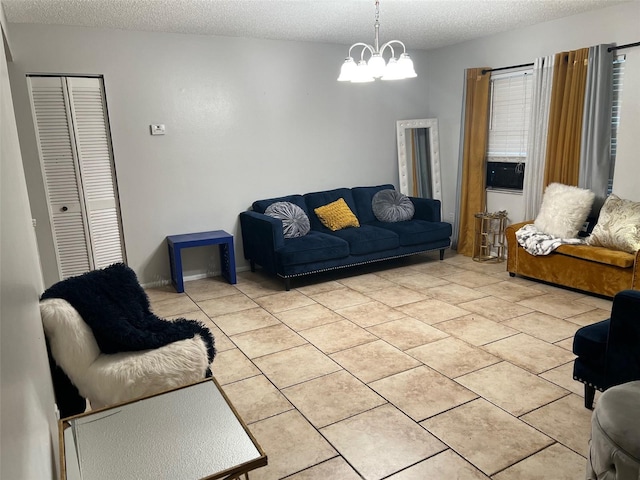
[506,221,640,298]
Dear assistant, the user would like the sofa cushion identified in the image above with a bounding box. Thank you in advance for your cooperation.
[328,224,399,255]
[555,244,635,268]
[314,198,360,231]
[253,194,309,215]
[368,220,453,247]
[534,183,595,238]
[587,194,640,254]
[352,184,395,224]
[265,202,311,239]
[304,188,358,231]
[276,231,349,266]
[372,189,415,222]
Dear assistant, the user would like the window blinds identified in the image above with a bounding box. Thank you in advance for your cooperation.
[487,70,533,162]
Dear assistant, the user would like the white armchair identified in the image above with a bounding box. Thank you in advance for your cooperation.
[41,298,212,411]
[39,263,215,416]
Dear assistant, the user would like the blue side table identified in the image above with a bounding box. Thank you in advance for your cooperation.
[166,230,237,293]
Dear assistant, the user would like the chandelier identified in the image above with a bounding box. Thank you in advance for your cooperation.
[338,0,417,83]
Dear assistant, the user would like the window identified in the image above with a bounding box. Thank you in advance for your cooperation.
[486,69,533,190]
[609,54,625,194]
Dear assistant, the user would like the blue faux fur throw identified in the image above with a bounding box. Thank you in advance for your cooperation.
[41,263,216,363]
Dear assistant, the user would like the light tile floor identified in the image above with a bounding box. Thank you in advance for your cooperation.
[147,252,610,480]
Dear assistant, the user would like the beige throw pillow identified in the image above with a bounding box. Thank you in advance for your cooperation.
[586,194,640,253]
[534,183,595,238]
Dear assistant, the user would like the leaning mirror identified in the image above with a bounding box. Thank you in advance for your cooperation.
[396,118,442,202]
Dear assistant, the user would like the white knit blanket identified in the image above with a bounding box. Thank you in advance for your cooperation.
[515,224,585,256]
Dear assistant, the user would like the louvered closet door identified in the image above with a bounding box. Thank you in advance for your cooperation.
[28,76,125,279]
[29,76,92,278]
[66,77,124,269]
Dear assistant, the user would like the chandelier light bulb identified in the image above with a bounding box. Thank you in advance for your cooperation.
[351,60,375,83]
[381,57,404,81]
[398,53,417,78]
[367,53,387,78]
[337,57,357,81]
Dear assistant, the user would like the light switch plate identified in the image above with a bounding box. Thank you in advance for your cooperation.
[150,124,166,135]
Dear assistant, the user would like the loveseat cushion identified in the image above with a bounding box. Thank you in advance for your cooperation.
[253,194,309,215]
[276,231,349,266]
[327,224,399,255]
[368,220,453,247]
[352,184,395,224]
[555,244,635,268]
[304,188,358,231]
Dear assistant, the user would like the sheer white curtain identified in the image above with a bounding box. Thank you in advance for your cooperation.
[452,70,468,249]
[523,56,555,220]
[579,44,614,213]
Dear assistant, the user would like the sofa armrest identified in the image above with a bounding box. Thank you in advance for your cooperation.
[606,290,640,384]
[239,211,285,273]
[506,220,533,273]
[410,197,442,222]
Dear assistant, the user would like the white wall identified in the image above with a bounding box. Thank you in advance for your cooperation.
[486,190,524,224]
[0,11,58,480]
[613,47,640,201]
[7,24,433,286]
[425,1,640,225]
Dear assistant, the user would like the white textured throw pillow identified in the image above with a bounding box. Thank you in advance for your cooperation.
[534,183,595,238]
[586,194,640,253]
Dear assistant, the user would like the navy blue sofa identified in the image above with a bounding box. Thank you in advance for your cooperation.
[239,184,452,290]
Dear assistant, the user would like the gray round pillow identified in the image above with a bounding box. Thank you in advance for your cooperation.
[264,201,311,238]
[372,189,415,222]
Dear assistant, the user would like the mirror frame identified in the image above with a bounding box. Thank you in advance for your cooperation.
[396,118,442,202]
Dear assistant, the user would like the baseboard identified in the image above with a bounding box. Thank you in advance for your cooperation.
[141,266,250,289]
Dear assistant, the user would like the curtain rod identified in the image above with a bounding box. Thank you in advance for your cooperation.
[481,63,534,75]
[482,41,639,74]
[608,41,640,52]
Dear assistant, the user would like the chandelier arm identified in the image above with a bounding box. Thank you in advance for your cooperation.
[379,43,395,59]
[380,40,407,57]
[348,42,375,61]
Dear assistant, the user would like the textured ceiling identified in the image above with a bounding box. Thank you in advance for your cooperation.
[1,0,630,50]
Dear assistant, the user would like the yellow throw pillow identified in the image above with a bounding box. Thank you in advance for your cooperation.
[314,198,360,231]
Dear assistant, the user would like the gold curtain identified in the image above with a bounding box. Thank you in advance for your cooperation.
[457,68,491,256]
[543,48,589,187]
